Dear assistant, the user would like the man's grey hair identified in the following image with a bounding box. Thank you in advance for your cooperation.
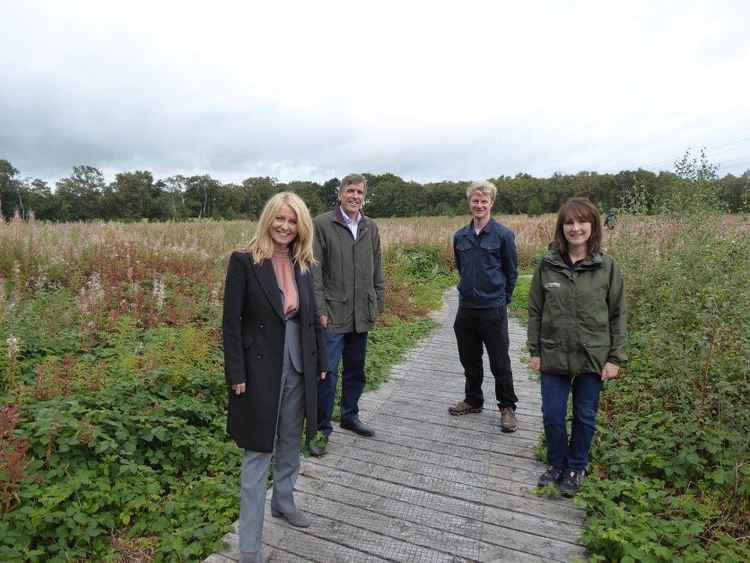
[466,180,497,201]
[340,173,368,192]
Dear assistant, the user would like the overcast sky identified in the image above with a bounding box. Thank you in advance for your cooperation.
[2,0,749,185]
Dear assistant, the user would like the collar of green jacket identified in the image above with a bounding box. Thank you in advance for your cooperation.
[543,242,603,271]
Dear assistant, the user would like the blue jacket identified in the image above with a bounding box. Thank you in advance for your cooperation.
[454,218,518,308]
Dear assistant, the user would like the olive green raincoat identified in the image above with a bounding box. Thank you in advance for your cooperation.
[527,244,626,376]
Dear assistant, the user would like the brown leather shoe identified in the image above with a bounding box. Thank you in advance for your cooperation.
[499,407,518,432]
[448,400,483,416]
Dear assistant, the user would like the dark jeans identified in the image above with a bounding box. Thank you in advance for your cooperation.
[317,330,368,438]
[453,305,517,410]
[541,372,602,471]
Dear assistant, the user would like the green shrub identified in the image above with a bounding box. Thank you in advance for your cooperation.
[581,211,750,561]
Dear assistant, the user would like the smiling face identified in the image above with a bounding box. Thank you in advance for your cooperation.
[269,204,298,248]
[468,190,494,223]
[563,216,592,251]
[338,182,365,219]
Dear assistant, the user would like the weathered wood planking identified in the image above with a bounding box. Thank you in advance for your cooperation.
[207,290,586,562]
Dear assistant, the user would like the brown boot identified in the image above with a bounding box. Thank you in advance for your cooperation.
[499,407,518,432]
[448,400,482,416]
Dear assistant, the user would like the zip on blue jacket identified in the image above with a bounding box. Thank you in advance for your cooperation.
[453,217,518,308]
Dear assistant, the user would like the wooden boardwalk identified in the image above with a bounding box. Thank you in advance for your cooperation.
[207,291,586,562]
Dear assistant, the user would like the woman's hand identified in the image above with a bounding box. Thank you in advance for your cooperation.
[319,314,328,329]
[231,383,246,395]
[529,356,541,372]
[320,372,327,381]
[601,362,620,381]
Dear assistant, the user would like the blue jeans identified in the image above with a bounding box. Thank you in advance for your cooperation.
[541,372,602,471]
[317,331,368,438]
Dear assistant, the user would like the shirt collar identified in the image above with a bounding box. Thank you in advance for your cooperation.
[466,217,494,235]
[338,206,362,226]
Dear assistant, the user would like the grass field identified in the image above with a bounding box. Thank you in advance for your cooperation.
[1,212,748,561]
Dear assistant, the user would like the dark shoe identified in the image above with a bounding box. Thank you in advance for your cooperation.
[499,407,518,432]
[271,508,311,528]
[340,418,375,437]
[557,469,585,497]
[537,465,564,488]
[448,400,483,416]
[309,442,326,457]
[308,437,328,457]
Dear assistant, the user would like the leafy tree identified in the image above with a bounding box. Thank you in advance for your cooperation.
[285,181,326,217]
[241,177,278,219]
[183,175,222,219]
[162,175,188,219]
[660,149,721,213]
[108,171,163,221]
[0,160,21,220]
[321,178,340,209]
[22,178,58,221]
[55,165,105,221]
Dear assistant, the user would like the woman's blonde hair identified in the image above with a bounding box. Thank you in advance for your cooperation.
[247,192,316,273]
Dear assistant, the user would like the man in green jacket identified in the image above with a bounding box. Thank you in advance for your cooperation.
[311,174,385,456]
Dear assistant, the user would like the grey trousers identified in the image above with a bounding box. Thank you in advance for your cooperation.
[238,361,305,554]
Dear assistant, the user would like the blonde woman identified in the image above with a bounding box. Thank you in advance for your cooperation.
[223,192,327,563]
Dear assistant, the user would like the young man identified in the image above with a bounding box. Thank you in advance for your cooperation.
[311,173,385,456]
[450,181,519,432]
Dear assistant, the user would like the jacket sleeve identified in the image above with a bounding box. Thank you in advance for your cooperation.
[453,232,461,274]
[312,223,328,319]
[223,251,247,386]
[372,222,386,314]
[501,229,519,304]
[527,260,544,357]
[606,258,627,365]
[315,308,329,374]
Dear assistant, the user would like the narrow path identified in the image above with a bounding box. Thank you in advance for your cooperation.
[207,290,586,562]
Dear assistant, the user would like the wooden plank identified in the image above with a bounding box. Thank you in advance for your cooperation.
[364,403,544,441]
[307,453,586,522]
[205,290,586,562]
[203,554,236,563]
[320,445,542,495]
[264,499,475,562]
[294,487,550,562]
[296,475,585,561]
[351,418,542,460]
[322,425,546,475]
[360,390,544,419]
[313,431,545,485]
[299,463,584,545]
[211,529,314,562]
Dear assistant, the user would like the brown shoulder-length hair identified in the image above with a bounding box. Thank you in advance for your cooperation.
[554,197,602,256]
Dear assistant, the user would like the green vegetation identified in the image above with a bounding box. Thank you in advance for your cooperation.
[2,149,748,222]
[581,209,750,562]
[0,241,454,561]
[509,275,531,323]
[1,165,748,559]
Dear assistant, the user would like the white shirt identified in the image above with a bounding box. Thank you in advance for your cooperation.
[339,206,362,240]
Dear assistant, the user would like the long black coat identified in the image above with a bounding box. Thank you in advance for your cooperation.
[222,251,327,452]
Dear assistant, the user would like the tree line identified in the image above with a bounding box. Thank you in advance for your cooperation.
[1,154,748,222]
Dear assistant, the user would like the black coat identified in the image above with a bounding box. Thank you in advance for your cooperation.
[222,251,327,452]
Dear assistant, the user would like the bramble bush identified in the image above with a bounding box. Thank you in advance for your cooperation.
[580,200,750,557]
[0,234,455,561]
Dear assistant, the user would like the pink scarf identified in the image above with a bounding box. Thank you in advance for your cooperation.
[271,248,298,316]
